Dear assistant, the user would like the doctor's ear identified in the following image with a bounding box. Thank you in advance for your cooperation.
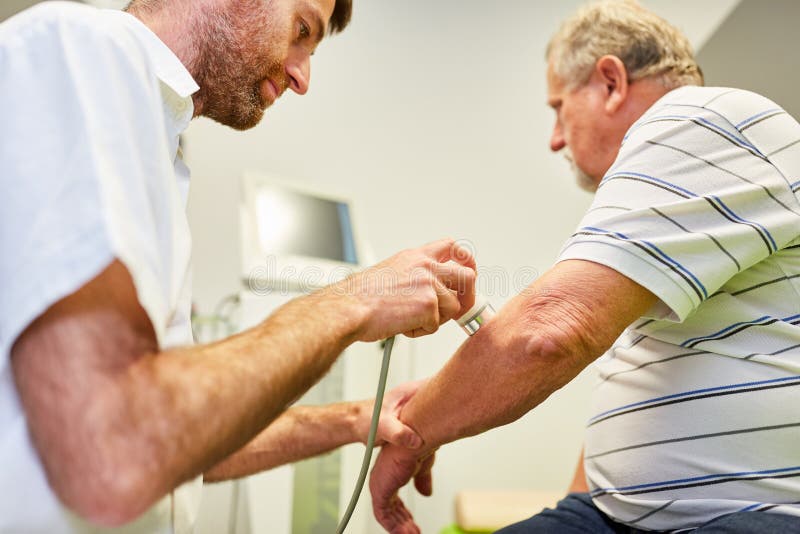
[595,55,629,114]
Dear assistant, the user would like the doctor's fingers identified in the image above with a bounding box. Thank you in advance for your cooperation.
[420,238,477,271]
[378,416,423,450]
[404,281,461,338]
[426,261,476,319]
[405,278,459,338]
[431,260,476,294]
[435,278,462,324]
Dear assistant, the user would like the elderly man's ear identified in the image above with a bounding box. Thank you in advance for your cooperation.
[595,55,629,114]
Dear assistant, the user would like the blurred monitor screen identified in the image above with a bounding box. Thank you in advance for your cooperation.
[252,184,358,265]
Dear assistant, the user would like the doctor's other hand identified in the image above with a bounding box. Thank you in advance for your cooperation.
[369,443,437,534]
[332,238,476,342]
[354,379,426,449]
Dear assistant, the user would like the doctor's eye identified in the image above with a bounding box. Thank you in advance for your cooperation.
[299,20,310,39]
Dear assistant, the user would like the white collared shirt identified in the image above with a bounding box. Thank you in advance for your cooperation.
[0,2,202,532]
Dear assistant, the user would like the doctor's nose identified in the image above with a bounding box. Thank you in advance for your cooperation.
[286,55,310,95]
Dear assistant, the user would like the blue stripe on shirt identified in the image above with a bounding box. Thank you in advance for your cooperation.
[680,316,772,347]
[737,503,767,513]
[624,114,761,154]
[599,173,780,255]
[590,465,800,497]
[735,108,783,129]
[587,375,800,424]
[600,171,698,197]
[708,195,777,251]
[682,313,800,348]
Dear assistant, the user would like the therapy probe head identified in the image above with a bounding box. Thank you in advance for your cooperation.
[456,295,496,336]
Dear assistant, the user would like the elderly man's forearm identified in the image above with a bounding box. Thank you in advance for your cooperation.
[400,319,590,448]
[398,260,657,450]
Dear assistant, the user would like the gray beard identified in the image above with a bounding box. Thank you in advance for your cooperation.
[564,149,598,193]
[574,166,598,193]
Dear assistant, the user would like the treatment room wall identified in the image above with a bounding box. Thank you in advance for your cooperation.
[184,1,739,531]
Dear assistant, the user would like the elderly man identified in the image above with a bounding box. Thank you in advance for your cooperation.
[0,0,477,532]
[369,1,800,533]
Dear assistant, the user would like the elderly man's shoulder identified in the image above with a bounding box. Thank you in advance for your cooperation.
[654,85,790,124]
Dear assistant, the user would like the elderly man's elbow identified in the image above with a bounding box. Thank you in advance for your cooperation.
[522,321,603,371]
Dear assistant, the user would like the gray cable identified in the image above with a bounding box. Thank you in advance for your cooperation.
[335,335,395,534]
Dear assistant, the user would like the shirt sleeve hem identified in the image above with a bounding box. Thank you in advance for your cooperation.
[557,240,697,322]
[2,227,168,359]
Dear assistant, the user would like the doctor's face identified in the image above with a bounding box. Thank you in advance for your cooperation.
[195,0,336,130]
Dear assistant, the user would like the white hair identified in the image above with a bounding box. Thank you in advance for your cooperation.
[547,0,703,90]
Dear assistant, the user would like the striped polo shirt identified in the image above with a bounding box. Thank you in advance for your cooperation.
[558,86,800,531]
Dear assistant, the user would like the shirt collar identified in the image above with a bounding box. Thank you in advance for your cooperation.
[106,10,198,150]
[109,10,200,99]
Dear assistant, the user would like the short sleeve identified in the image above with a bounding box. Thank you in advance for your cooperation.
[0,9,182,354]
[557,90,800,322]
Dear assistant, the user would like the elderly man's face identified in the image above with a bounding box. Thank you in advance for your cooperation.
[546,62,618,192]
[196,0,336,130]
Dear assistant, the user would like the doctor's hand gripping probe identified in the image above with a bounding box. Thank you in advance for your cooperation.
[335,296,496,534]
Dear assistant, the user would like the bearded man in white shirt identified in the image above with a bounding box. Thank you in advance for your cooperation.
[0,0,477,532]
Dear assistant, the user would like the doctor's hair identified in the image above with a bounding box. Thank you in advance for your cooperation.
[125,0,352,34]
[546,0,703,91]
[329,0,352,34]
[124,0,160,14]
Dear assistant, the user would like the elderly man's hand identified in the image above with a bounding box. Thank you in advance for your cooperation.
[369,443,436,534]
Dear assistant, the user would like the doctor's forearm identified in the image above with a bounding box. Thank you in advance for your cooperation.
[109,288,372,505]
[204,402,366,482]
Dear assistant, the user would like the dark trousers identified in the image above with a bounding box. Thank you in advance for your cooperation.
[495,493,800,533]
